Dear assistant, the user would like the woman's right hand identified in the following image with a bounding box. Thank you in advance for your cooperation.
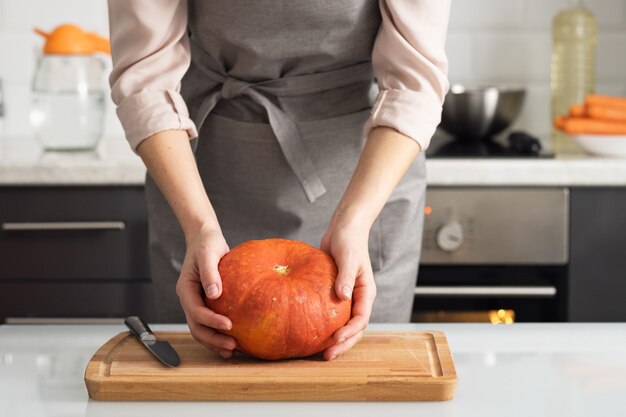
[176,223,237,358]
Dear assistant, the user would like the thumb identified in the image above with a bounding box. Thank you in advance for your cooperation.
[198,252,223,300]
[335,259,357,301]
[320,233,331,253]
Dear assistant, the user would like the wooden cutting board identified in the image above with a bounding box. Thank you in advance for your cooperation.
[85,331,457,401]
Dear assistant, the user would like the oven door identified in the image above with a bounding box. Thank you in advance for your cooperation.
[412,265,568,323]
[416,188,570,323]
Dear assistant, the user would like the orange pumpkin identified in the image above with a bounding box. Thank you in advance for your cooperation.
[206,238,351,360]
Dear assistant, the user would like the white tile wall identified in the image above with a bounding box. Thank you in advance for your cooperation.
[0,0,120,140]
[447,0,626,137]
[525,0,626,29]
[0,0,624,141]
[443,33,473,82]
[2,0,108,34]
[448,0,527,30]
[470,33,552,83]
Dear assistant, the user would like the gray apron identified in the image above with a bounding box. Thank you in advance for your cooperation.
[145,0,426,323]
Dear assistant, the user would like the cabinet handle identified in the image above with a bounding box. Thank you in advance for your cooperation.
[1,221,126,231]
[4,317,125,325]
[414,286,557,298]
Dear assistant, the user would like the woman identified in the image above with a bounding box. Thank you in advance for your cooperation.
[108,0,450,360]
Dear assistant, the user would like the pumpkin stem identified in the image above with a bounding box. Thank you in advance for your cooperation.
[274,265,290,276]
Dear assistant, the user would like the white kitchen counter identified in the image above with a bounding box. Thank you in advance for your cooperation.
[1,136,626,186]
[0,137,145,186]
[1,323,625,416]
[427,156,626,186]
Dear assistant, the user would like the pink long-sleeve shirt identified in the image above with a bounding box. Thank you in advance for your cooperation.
[108,0,450,152]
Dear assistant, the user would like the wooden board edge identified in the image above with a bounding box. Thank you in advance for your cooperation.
[358,330,459,380]
[429,330,458,381]
[363,330,458,400]
[86,330,459,401]
[84,332,131,400]
[86,378,457,401]
[429,330,458,400]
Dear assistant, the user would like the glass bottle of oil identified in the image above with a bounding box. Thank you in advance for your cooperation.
[551,0,597,155]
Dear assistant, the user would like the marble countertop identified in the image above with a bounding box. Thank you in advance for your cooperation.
[1,323,625,417]
[0,137,146,186]
[1,136,626,186]
[427,156,626,186]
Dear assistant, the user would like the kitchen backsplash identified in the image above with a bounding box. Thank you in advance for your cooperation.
[446,0,626,139]
[0,0,625,142]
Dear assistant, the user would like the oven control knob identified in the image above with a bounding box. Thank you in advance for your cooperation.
[436,221,464,252]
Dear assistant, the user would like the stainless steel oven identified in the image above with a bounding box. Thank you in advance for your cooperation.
[414,188,569,323]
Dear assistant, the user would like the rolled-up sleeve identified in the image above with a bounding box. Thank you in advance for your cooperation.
[364,0,451,151]
[108,0,198,152]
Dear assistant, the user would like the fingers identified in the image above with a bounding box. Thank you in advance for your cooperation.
[324,331,364,361]
[334,313,368,343]
[188,303,233,331]
[178,265,236,354]
[178,273,237,357]
[196,247,224,300]
[326,273,374,360]
[187,318,237,357]
[328,263,376,360]
[177,275,232,331]
[334,251,358,301]
[335,265,376,338]
[175,232,235,358]
[320,233,331,253]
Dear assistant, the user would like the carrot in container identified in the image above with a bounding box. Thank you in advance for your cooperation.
[586,105,626,122]
[585,94,626,110]
[554,115,568,130]
[569,103,586,117]
[559,117,626,135]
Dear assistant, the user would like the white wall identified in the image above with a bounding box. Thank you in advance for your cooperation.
[0,0,120,140]
[0,0,624,141]
[446,0,626,138]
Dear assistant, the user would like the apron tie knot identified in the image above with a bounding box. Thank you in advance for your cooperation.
[221,77,250,100]
[189,39,373,203]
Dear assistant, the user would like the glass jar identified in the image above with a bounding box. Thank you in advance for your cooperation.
[30,54,106,151]
[551,0,597,155]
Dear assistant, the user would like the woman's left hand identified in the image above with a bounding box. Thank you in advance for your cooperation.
[320,222,377,361]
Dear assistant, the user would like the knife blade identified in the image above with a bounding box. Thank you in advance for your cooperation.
[124,316,180,367]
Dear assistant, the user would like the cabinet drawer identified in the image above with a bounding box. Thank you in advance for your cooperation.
[0,186,149,279]
[0,280,156,322]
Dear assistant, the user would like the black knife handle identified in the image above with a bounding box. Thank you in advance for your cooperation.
[125,316,156,342]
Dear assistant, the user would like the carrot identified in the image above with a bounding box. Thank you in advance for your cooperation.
[558,117,626,135]
[585,94,626,111]
[554,115,567,129]
[569,103,586,117]
[586,105,626,122]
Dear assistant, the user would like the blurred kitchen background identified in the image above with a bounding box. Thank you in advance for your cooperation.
[0,0,625,324]
[1,0,625,142]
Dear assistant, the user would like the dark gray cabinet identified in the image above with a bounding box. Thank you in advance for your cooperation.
[1,185,624,323]
[0,186,155,322]
[569,188,626,321]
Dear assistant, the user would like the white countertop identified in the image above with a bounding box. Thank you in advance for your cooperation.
[427,156,626,186]
[1,136,626,186]
[1,323,625,416]
[0,137,145,186]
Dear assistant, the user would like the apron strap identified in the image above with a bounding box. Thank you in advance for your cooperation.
[245,88,327,202]
[188,39,373,203]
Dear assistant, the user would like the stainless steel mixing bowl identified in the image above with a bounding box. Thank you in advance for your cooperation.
[439,85,526,142]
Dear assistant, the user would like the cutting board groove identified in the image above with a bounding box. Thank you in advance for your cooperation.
[85,331,457,401]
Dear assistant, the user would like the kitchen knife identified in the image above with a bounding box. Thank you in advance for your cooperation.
[124,316,180,367]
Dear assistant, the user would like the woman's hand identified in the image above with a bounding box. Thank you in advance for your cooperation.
[176,223,237,358]
[320,222,377,361]
[319,127,421,360]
